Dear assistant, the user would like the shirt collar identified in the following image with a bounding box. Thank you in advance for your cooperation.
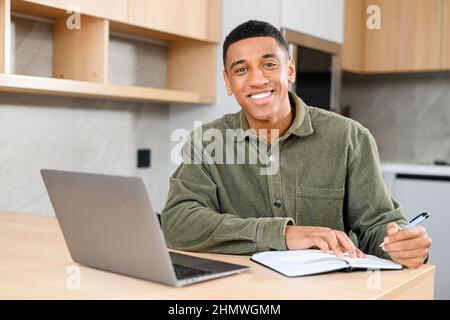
[237,91,314,142]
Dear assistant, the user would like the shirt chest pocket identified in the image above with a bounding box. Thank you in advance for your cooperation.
[295,186,345,230]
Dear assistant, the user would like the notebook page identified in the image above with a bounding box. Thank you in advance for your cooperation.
[251,250,348,277]
[341,254,403,270]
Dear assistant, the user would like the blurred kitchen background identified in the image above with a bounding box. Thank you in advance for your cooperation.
[0,0,448,298]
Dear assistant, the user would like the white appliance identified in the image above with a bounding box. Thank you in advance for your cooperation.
[382,163,450,300]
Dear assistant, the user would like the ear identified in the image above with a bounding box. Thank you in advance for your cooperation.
[287,56,296,84]
[223,70,233,96]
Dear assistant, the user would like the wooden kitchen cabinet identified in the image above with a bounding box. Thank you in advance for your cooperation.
[53,16,109,83]
[13,0,128,22]
[364,0,442,72]
[342,0,365,72]
[128,0,221,43]
[0,0,220,105]
[344,0,445,73]
[442,0,450,70]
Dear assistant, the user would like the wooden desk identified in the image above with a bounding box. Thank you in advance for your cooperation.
[0,212,435,300]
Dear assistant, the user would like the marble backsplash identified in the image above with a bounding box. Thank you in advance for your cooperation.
[0,94,170,215]
[11,15,53,77]
[109,34,168,88]
[341,73,450,164]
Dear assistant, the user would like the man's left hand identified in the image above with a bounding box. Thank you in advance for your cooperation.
[382,222,432,269]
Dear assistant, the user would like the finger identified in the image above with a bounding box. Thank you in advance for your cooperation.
[387,248,429,260]
[386,222,399,236]
[356,248,365,258]
[322,230,343,257]
[335,231,357,258]
[383,236,432,252]
[317,229,339,255]
[312,238,330,253]
[385,227,428,246]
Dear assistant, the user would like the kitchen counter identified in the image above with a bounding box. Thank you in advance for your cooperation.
[382,163,450,177]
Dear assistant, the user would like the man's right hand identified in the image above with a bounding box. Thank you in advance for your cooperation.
[285,225,365,258]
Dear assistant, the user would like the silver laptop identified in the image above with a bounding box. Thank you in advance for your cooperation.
[41,169,249,287]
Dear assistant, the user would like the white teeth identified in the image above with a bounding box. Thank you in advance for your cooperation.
[250,92,272,99]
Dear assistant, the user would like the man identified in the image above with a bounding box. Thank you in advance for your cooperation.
[161,20,431,268]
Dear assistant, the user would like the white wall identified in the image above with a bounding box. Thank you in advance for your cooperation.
[281,0,344,44]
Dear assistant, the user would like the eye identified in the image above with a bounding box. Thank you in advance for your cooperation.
[264,62,277,68]
[235,66,247,74]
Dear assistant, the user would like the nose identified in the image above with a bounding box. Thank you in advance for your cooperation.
[248,68,269,87]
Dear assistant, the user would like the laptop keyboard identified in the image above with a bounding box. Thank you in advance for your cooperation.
[173,263,213,280]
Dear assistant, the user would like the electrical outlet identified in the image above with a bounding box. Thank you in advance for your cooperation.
[137,149,151,168]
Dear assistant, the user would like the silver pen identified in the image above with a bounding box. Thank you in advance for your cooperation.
[379,212,431,248]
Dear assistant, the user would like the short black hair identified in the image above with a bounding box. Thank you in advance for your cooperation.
[223,20,289,68]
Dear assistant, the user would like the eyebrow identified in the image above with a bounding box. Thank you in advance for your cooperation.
[229,53,280,71]
[262,53,278,60]
[229,59,246,70]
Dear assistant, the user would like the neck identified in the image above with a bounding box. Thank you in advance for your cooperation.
[246,95,293,144]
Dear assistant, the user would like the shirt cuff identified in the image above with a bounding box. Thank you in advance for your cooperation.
[256,217,295,252]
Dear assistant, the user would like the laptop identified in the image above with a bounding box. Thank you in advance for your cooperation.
[41,169,249,287]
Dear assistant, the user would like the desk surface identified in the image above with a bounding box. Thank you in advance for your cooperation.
[0,212,435,300]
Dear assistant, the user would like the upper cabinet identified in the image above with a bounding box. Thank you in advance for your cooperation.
[128,0,221,43]
[343,0,364,72]
[364,0,442,73]
[442,0,450,70]
[14,0,129,22]
[1,0,221,105]
[343,0,447,73]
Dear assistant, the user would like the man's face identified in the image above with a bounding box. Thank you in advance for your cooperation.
[223,37,296,122]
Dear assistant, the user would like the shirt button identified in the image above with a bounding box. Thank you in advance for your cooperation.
[273,200,282,208]
[269,155,275,162]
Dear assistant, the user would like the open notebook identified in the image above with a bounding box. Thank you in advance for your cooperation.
[251,250,403,277]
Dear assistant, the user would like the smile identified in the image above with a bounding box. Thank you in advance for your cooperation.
[248,90,274,105]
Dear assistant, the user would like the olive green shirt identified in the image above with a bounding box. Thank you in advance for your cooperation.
[161,92,407,259]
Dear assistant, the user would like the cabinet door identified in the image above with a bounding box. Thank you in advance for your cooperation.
[364,0,442,72]
[442,0,450,70]
[128,0,220,42]
[343,0,365,72]
[18,0,128,22]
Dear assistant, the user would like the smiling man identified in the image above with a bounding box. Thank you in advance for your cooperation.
[161,20,431,268]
